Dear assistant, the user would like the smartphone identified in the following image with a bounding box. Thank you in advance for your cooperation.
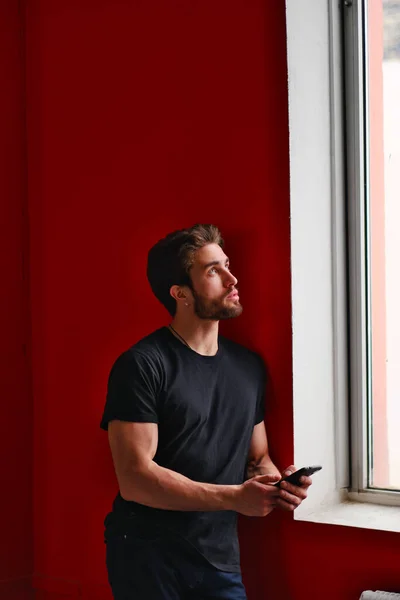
[274,465,322,487]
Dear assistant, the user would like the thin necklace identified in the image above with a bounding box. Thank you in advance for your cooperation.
[168,324,192,349]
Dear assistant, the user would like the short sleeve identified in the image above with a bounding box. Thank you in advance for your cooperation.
[254,357,267,425]
[100,350,162,430]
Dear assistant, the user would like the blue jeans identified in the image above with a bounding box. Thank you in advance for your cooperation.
[105,528,247,600]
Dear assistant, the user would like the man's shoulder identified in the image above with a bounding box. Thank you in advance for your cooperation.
[130,327,169,355]
[110,327,169,374]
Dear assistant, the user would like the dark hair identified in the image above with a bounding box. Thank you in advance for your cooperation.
[147,224,224,316]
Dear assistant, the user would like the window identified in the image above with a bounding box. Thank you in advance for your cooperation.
[345,0,400,502]
[287,0,400,530]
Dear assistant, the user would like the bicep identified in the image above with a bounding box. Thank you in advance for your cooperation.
[108,420,158,488]
[247,420,269,463]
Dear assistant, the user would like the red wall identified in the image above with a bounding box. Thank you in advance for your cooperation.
[0,2,33,600]
[19,1,400,599]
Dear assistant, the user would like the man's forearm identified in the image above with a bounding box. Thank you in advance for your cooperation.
[246,456,281,480]
[118,461,240,512]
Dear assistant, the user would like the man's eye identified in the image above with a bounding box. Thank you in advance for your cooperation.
[209,267,217,275]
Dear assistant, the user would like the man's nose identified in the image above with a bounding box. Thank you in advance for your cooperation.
[225,271,238,287]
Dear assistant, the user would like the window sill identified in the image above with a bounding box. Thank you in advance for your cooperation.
[295,490,400,533]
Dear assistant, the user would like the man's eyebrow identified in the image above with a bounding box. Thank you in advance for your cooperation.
[202,258,230,270]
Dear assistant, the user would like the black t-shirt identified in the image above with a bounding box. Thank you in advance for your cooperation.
[100,327,266,572]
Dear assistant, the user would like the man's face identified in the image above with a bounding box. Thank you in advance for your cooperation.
[187,243,243,320]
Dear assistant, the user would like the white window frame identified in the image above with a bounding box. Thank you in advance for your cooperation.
[286,0,400,532]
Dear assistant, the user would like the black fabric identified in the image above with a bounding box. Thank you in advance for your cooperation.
[100,327,266,572]
[105,524,247,600]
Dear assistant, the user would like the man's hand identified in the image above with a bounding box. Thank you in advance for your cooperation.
[275,465,313,512]
[232,473,281,517]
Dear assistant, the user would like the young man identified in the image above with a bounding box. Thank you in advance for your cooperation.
[101,224,312,600]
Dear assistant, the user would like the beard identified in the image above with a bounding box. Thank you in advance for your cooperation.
[192,289,243,321]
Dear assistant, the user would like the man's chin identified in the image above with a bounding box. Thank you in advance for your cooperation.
[217,304,243,320]
[195,304,243,320]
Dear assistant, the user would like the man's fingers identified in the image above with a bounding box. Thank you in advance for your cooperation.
[281,475,312,489]
[254,473,281,485]
[276,498,297,512]
[280,488,303,505]
[282,464,296,477]
[279,482,308,500]
[299,475,313,487]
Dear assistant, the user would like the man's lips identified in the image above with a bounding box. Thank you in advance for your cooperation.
[226,290,239,300]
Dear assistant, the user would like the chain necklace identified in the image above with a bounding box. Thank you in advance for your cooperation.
[168,324,192,349]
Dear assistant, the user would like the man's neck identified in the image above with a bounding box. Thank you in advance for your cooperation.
[169,318,219,356]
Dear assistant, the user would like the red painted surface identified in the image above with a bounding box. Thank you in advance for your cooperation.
[0,1,396,599]
[0,1,33,600]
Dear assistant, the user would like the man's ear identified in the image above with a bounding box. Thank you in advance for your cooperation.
[170,285,192,308]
